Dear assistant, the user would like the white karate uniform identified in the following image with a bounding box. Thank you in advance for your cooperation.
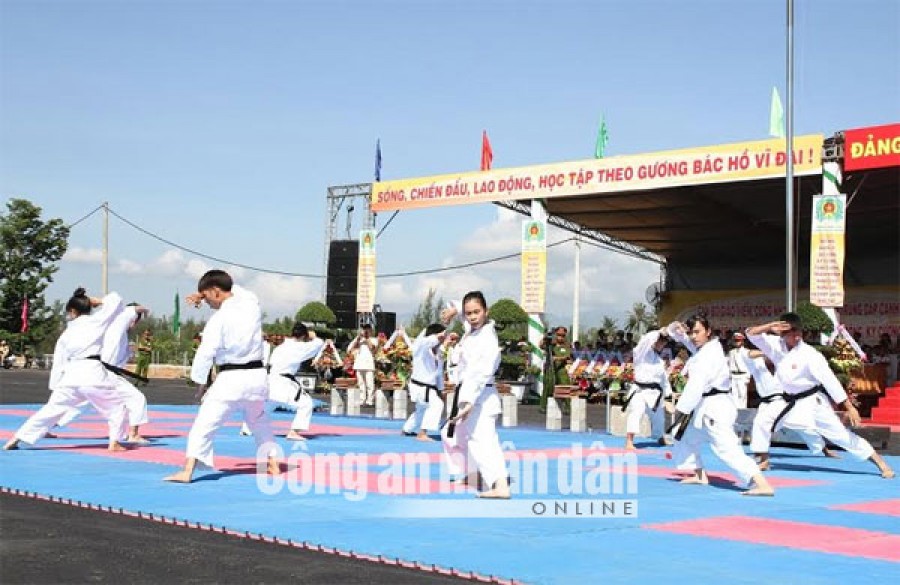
[186,285,275,468]
[748,333,874,461]
[348,335,377,404]
[745,355,825,454]
[441,303,505,489]
[402,331,445,434]
[267,336,325,431]
[624,330,671,438]
[671,338,759,487]
[101,306,149,431]
[13,293,128,445]
[728,347,752,409]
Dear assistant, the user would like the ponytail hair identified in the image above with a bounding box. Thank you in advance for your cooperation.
[65,287,92,316]
[462,290,488,310]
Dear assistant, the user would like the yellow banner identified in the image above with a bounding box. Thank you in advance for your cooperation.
[521,220,547,313]
[809,194,847,307]
[356,229,376,313]
[371,135,823,212]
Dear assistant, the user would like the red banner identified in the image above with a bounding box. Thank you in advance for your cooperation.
[843,123,900,171]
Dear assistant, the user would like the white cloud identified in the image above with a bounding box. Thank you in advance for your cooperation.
[244,273,319,316]
[378,207,660,328]
[62,247,103,264]
[115,259,143,275]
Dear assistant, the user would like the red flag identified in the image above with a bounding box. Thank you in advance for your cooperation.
[480,130,493,171]
[20,297,28,333]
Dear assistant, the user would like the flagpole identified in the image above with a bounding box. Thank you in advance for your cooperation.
[785,0,796,311]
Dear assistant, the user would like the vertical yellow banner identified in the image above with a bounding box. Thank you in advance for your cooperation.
[356,229,377,313]
[809,194,846,307]
[521,219,547,313]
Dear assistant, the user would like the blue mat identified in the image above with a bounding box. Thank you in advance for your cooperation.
[1,405,898,584]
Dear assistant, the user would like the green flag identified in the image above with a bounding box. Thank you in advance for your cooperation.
[594,115,609,159]
[769,87,785,138]
[173,291,181,337]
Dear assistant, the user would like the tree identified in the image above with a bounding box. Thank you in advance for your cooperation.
[796,301,835,336]
[489,298,530,380]
[296,301,336,329]
[0,199,70,351]
[624,302,654,336]
[408,288,445,336]
[599,316,618,340]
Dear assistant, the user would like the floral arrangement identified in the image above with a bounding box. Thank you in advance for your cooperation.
[312,341,342,388]
[668,363,686,392]
[383,337,413,386]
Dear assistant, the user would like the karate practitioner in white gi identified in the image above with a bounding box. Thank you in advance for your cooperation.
[746,313,894,478]
[5,288,129,451]
[727,332,752,409]
[402,324,449,441]
[246,323,324,441]
[164,270,278,483]
[440,292,509,499]
[623,328,673,450]
[666,315,775,496]
[348,324,378,406]
[743,350,834,469]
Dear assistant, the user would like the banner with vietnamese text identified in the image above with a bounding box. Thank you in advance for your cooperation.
[521,219,547,313]
[371,135,823,212]
[356,229,376,313]
[843,123,900,171]
[809,194,847,308]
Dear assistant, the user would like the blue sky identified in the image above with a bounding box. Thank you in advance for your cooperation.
[1,0,898,330]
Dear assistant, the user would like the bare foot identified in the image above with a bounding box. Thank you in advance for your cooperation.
[44,432,58,439]
[823,448,841,459]
[416,434,435,442]
[742,486,775,496]
[452,474,479,488]
[164,471,193,483]
[127,435,150,445]
[880,466,895,479]
[477,488,511,499]
[624,442,636,451]
[757,460,770,472]
[285,431,306,441]
[657,437,673,447]
[3,439,20,450]
[680,473,709,485]
[108,442,128,452]
[267,460,282,475]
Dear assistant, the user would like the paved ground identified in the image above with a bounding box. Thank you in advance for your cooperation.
[1,368,897,584]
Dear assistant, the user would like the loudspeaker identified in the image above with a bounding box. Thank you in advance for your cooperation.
[334,310,357,330]
[375,311,396,336]
[326,293,357,314]
[329,240,359,260]
[327,240,359,306]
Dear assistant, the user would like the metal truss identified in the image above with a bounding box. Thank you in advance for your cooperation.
[493,200,666,265]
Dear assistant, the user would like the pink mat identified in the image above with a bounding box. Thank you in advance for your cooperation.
[831,499,900,517]
[644,515,900,562]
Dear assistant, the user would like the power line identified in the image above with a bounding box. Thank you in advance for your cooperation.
[67,204,104,229]
[97,205,576,280]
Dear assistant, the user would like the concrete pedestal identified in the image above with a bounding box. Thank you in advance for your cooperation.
[546,398,562,431]
[501,394,518,427]
[330,387,344,416]
[393,389,408,420]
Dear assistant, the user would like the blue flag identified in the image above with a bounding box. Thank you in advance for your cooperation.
[375,139,382,182]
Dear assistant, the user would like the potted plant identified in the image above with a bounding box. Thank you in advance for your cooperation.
[489,298,533,401]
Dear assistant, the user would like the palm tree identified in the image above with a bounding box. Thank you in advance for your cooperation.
[599,316,618,342]
[624,302,653,336]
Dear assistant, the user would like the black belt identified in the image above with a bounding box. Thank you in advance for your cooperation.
[622,381,664,411]
[771,384,825,433]
[85,355,149,384]
[218,360,265,372]
[446,383,463,438]
[758,393,786,404]
[666,388,731,440]
[410,378,440,402]
[731,371,748,375]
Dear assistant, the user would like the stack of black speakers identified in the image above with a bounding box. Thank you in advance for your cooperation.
[326,240,359,330]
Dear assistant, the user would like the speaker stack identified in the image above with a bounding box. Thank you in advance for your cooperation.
[326,240,359,329]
